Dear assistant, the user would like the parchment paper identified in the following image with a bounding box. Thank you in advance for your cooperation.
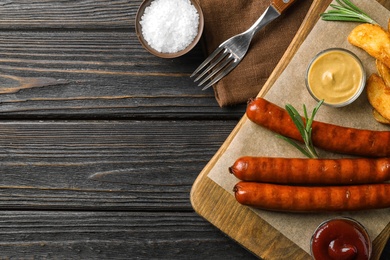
[208,0,390,254]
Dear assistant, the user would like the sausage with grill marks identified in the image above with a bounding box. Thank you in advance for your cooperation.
[246,98,390,157]
[233,181,390,212]
[229,156,390,185]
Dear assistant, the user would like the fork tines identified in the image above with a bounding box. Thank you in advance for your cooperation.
[190,46,238,90]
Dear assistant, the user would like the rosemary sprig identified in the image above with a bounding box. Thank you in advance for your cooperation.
[320,0,377,24]
[277,100,324,159]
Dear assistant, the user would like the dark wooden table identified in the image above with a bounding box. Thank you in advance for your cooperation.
[1,1,389,259]
[0,0,256,259]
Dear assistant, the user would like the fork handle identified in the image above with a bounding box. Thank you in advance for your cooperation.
[271,0,297,14]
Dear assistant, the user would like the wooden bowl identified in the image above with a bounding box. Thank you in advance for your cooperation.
[135,0,204,59]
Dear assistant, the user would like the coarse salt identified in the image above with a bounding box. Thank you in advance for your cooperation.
[140,0,199,53]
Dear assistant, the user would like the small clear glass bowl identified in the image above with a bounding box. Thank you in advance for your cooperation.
[310,217,372,260]
[305,48,366,107]
[135,0,204,59]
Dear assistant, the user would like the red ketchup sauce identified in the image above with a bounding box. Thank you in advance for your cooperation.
[311,218,371,260]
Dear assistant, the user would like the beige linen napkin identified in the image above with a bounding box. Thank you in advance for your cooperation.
[198,0,313,107]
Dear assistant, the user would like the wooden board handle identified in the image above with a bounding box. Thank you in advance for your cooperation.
[271,0,298,14]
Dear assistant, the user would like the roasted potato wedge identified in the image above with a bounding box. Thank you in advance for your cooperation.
[367,73,390,121]
[376,60,390,88]
[373,109,390,124]
[348,24,390,68]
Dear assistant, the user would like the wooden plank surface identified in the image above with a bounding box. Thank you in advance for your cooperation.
[0,0,255,258]
[0,0,387,259]
[0,31,246,119]
[191,0,390,259]
[0,120,260,259]
[0,120,236,210]
[0,2,245,119]
[0,0,137,29]
[0,211,256,259]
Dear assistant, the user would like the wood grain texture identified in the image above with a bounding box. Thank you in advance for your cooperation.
[0,0,388,259]
[0,120,237,210]
[0,0,137,29]
[0,30,245,119]
[191,0,390,259]
[0,0,245,119]
[0,0,256,258]
[0,119,254,258]
[0,211,257,259]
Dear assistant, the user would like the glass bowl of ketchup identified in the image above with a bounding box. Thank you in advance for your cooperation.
[310,217,371,260]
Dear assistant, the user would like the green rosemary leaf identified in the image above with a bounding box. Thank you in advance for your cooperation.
[336,0,353,11]
[285,104,306,139]
[321,16,368,23]
[342,0,369,16]
[308,100,324,128]
[321,0,377,24]
[276,135,312,158]
[280,100,323,159]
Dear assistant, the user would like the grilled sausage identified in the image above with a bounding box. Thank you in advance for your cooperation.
[233,181,390,212]
[229,156,390,185]
[246,98,390,157]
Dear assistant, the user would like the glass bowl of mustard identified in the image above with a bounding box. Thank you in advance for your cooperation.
[305,48,366,107]
[310,217,372,260]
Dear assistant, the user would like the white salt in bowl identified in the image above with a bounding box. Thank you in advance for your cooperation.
[135,0,204,58]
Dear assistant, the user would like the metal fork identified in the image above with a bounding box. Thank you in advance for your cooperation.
[191,0,298,90]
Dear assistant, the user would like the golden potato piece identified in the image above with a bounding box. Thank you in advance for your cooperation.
[376,60,390,88]
[367,73,390,121]
[348,24,390,68]
[373,109,390,124]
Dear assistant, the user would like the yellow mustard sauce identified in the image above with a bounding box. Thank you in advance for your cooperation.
[307,49,364,105]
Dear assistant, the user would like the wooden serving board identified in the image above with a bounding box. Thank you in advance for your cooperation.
[190,0,390,259]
